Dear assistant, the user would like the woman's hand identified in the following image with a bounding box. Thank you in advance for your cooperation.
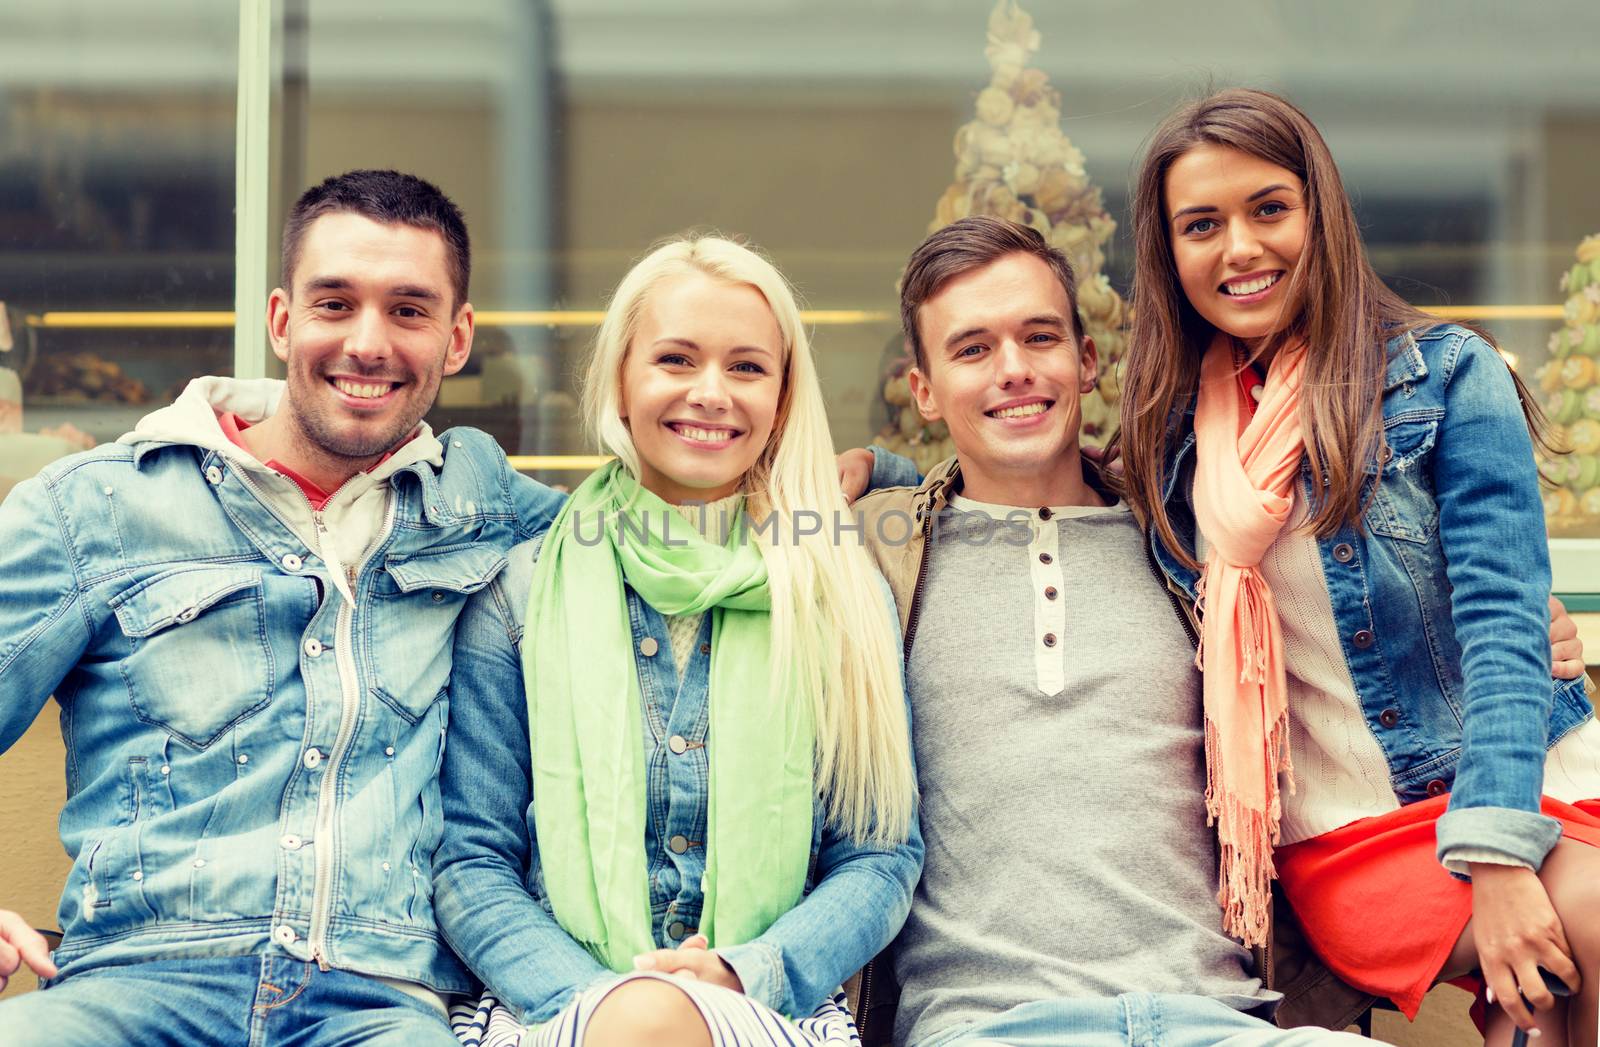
[1468,863,1582,1034]
[836,448,874,505]
[1549,595,1587,680]
[632,934,743,992]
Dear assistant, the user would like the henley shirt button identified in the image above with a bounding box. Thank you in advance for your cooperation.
[668,921,686,940]
[1044,586,1058,601]
[1039,552,1053,565]
[1352,629,1375,649]
[1038,507,1053,521]
[1426,779,1448,798]
[640,637,659,657]
[668,835,690,854]
[1043,633,1057,648]
[273,925,296,946]
[668,735,688,755]
[280,834,303,850]
[1378,708,1401,729]
[206,466,223,485]
[303,748,323,770]
[281,553,303,572]
[1333,543,1355,563]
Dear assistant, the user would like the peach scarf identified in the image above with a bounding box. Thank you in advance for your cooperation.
[1192,332,1309,946]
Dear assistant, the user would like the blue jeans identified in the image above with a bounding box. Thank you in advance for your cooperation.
[0,956,459,1047]
[916,994,1373,1047]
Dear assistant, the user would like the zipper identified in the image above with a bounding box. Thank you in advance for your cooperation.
[854,960,875,1039]
[900,498,936,661]
[306,493,398,969]
[1144,542,1199,649]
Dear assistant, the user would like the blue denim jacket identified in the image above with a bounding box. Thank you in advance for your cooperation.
[0,427,564,991]
[1149,325,1593,870]
[433,533,924,1023]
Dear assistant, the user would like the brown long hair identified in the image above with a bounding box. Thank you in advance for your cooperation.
[1117,87,1548,569]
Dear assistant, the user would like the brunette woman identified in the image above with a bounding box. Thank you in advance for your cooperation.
[1119,88,1600,1046]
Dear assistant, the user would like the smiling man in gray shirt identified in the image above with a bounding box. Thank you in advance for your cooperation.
[846,217,1374,1047]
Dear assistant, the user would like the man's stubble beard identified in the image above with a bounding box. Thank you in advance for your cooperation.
[283,344,446,464]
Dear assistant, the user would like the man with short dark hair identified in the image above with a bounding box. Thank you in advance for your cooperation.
[845,216,1380,1046]
[0,169,564,1045]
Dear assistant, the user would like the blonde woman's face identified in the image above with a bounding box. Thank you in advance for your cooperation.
[1165,143,1307,348]
[619,271,784,505]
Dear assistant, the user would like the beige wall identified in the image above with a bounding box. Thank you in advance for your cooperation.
[1,706,70,1002]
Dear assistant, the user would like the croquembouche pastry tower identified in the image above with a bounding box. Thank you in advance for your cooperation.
[875,0,1130,471]
[1538,233,1600,535]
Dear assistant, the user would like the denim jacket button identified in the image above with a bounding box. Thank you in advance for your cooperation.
[303,638,323,658]
[205,466,223,485]
[639,637,659,657]
[668,920,686,940]
[280,834,303,850]
[1378,708,1401,728]
[281,553,303,572]
[273,924,297,946]
[668,834,690,854]
[1426,779,1448,798]
[303,748,323,770]
[668,735,688,755]
[1352,629,1375,649]
[1333,543,1355,563]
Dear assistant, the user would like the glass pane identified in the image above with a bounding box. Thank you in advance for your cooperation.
[0,2,238,500]
[284,1,1600,569]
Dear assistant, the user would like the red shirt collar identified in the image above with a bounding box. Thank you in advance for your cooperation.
[217,412,411,511]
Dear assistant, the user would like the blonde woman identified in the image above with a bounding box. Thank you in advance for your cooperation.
[434,236,921,1047]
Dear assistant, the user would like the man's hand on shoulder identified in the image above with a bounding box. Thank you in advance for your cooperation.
[0,909,58,991]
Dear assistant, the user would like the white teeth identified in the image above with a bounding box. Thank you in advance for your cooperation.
[675,425,736,444]
[990,402,1049,419]
[334,379,391,399]
[1223,273,1281,296]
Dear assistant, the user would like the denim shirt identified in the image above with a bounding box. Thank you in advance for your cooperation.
[433,533,924,1023]
[1149,325,1592,870]
[0,427,564,991]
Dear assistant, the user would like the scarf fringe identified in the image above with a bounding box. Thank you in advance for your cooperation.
[1204,712,1291,948]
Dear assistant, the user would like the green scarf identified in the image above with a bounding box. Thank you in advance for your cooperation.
[524,462,815,972]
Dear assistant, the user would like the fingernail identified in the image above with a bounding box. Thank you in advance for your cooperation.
[1528,1030,1541,1039]
[632,955,654,970]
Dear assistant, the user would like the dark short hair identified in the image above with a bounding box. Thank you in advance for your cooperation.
[900,216,1086,370]
[280,169,470,310]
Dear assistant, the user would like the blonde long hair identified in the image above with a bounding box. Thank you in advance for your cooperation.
[581,235,917,845]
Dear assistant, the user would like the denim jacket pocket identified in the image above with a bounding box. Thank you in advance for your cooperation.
[369,543,507,722]
[109,565,274,749]
[1365,413,1442,545]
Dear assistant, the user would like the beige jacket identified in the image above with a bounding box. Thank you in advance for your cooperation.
[845,455,1373,1043]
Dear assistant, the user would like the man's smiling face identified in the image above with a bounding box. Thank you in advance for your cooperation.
[268,211,472,468]
[908,251,1097,504]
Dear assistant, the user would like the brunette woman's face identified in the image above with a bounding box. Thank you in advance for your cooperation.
[1165,143,1308,347]
[619,271,783,504]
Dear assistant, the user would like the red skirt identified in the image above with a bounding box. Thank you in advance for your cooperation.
[1275,794,1600,1019]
